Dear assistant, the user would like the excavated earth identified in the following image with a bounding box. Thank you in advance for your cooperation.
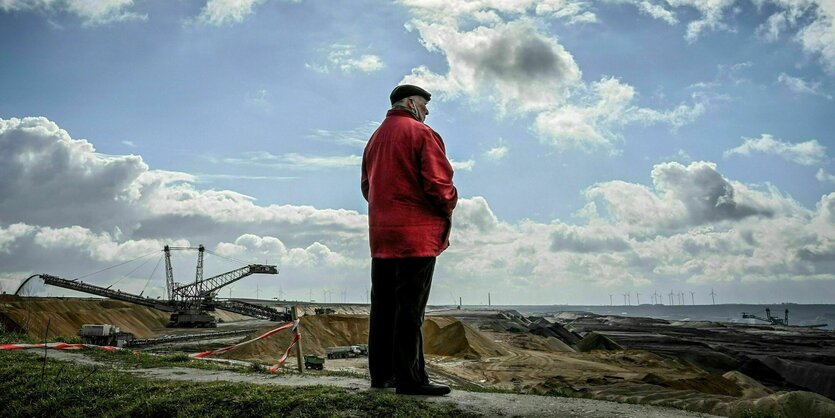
[3,297,835,417]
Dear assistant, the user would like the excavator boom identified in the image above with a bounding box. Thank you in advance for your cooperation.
[174,264,278,299]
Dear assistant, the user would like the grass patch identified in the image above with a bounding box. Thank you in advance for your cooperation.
[0,331,36,345]
[0,329,81,345]
[0,350,478,418]
[82,348,254,372]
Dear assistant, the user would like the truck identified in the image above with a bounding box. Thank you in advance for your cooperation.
[314,307,336,315]
[304,354,325,370]
[326,345,365,359]
[78,324,134,347]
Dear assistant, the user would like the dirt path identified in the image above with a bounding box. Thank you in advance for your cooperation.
[25,349,720,418]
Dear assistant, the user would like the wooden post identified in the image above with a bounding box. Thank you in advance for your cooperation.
[292,305,304,373]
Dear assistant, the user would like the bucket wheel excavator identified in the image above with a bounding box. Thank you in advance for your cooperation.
[17,245,285,328]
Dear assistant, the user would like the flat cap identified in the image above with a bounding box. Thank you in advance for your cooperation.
[390,84,431,105]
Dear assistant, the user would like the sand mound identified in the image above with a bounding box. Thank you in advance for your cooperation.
[504,333,575,353]
[716,391,835,418]
[552,312,595,321]
[575,332,623,352]
[219,315,510,364]
[218,314,370,363]
[641,372,741,396]
[212,309,251,323]
[423,317,510,359]
[756,355,835,400]
[0,298,170,338]
[722,371,773,399]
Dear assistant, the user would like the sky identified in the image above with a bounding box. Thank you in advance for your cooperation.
[1,0,834,306]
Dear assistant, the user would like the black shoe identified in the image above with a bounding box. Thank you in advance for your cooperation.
[370,379,396,389]
[396,382,451,396]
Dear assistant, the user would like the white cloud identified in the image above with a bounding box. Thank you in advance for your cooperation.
[533,78,704,151]
[451,159,475,171]
[65,0,144,25]
[439,181,833,302]
[215,234,361,269]
[193,173,297,182]
[608,1,835,73]
[484,139,509,161]
[403,19,582,114]
[602,0,737,41]
[0,116,367,234]
[32,225,169,263]
[307,121,379,148]
[306,44,384,74]
[777,73,833,99]
[245,89,272,111]
[550,223,632,253]
[0,116,149,229]
[585,161,796,233]
[279,153,362,168]
[399,0,597,26]
[662,149,693,164]
[0,223,35,253]
[399,6,705,152]
[724,134,828,166]
[634,0,678,25]
[756,9,789,41]
[0,116,370,297]
[223,151,362,169]
[0,0,146,25]
[817,168,835,184]
[795,0,835,73]
[196,0,266,26]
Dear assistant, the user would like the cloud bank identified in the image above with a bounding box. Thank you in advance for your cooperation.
[399,1,706,152]
[1,117,833,304]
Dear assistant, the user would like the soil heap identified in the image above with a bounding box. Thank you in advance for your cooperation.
[216,315,507,363]
[0,298,170,338]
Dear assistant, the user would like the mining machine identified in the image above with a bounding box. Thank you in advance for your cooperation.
[742,308,789,326]
[741,307,828,328]
[17,245,286,328]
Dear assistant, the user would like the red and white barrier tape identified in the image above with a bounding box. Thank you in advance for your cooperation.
[0,342,120,351]
[192,319,301,372]
[2,319,302,372]
[269,332,302,372]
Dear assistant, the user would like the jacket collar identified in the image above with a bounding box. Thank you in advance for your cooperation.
[387,108,420,121]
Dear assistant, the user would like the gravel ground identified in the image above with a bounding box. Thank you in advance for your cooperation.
[24,349,720,418]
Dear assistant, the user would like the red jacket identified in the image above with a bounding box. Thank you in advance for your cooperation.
[361,109,458,258]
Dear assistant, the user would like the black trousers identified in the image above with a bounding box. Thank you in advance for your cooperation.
[368,257,436,387]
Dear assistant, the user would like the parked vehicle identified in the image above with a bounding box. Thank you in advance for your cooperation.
[326,345,363,359]
[304,354,325,370]
[78,324,134,347]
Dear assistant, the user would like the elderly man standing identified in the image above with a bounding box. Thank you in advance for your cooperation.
[361,84,458,396]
